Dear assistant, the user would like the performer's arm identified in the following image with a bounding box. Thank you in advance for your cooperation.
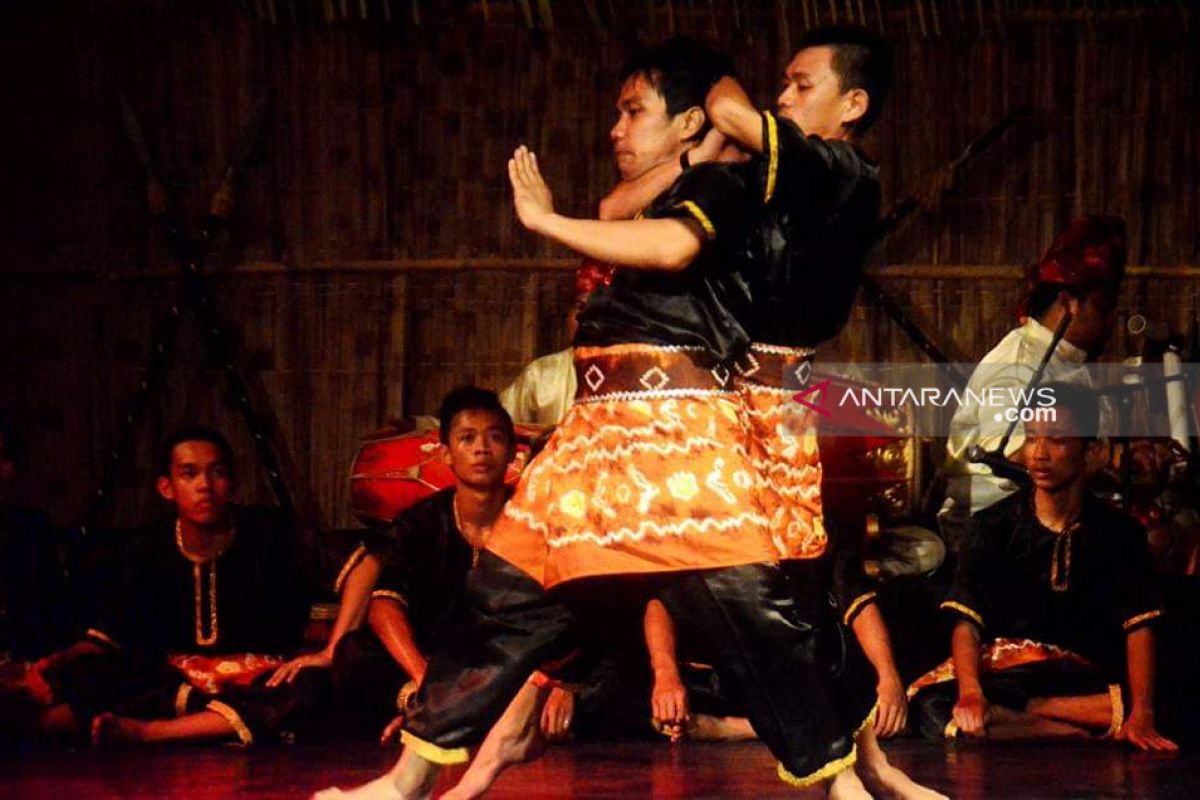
[706,76,765,154]
[266,554,381,686]
[368,595,428,685]
[598,128,733,221]
[850,603,908,738]
[1117,627,1178,750]
[950,620,989,736]
[644,598,688,740]
[510,146,705,271]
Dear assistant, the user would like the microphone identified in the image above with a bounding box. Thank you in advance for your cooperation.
[967,444,1033,490]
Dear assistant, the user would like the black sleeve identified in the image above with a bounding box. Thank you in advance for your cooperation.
[759,111,845,206]
[369,508,427,609]
[647,163,753,246]
[939,517,995,633]
[259,512,320,654]
[1114,519,1165,634]
[85,529,155,651]
[828,525,878,627]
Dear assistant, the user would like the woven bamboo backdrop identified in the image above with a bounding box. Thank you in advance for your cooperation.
[1,1,1197,528]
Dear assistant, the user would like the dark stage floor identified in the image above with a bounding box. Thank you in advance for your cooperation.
[2,738,1198,799]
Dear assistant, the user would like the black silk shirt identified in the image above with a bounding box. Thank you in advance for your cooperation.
[88,506,317,657]
[942,494,1164,677]
[574,163,756,367]
[745,111,881,347]
[371,489,481,650]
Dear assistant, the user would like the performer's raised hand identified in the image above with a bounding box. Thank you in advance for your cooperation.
[509,145,555,233]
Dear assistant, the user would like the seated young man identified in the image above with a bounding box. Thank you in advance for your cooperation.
[911,384,1176,751]
[325,386,518,738]
[9,425,325,746]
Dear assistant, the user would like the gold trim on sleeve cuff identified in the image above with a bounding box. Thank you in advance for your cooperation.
[842,592,878,626]
[1122,609,1164,631]
[207,700,254,746]
[676,201,717,239]
[763,111,779,203]
[174,684,193,718]
[371,589,408,606]
[86,628,120,649]
[400,730,470,765]
[1105,684,1124,738]
[334,544,368,595]
[940,601,984,627]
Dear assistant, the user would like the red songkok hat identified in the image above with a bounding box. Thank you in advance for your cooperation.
[575,259,615,297]
[1025,215,1127,291]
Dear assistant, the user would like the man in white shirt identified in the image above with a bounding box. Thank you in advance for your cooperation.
[939,215,1126,551]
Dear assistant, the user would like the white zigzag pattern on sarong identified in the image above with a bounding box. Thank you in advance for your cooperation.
[503,506,773,548]
[541,435,752,474]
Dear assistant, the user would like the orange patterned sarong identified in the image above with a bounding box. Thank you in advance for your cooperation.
[487,344,779,588]
[736,343,827,560]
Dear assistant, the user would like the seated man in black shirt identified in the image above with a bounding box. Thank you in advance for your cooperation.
[327,386,518,738]
[911,384,1176,751]
[13,425,325,746]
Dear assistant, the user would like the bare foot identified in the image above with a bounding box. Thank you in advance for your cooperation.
[310,776,402,800]
[856,758,947,800]
[685,714,757,742]
[828,766,875,800]
[442,683,549,800]
[90,712,147,746]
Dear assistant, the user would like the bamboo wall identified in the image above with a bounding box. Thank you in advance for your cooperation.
[1,1,1197,528]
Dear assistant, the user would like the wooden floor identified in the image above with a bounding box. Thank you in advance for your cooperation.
[2,738,1198,799]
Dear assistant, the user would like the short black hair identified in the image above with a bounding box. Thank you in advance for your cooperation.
[438,387,515,446]
[158,425,234,478]
[620,37,734,140]
[795,25,893,133]
[1037,382,1100,442]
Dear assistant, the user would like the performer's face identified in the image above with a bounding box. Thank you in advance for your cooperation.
[443,409,514,491]
[610,74,695,180]
[157,440,233,527]
[777,46,863,140]
[1024,412,1090,493]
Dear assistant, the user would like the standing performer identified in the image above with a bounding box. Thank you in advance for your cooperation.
[319,38,938,800]
[600,24,913,747]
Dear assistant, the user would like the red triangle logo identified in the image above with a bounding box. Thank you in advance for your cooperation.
[793,378,833,417]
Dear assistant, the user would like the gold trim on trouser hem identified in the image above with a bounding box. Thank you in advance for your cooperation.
[776,701,877,788]
[1104,684,1124,738]
[334,544,368,595]
[174,684,193,717]
[401,730,470,765]
[207,700,253,746]
[842,592,878,626]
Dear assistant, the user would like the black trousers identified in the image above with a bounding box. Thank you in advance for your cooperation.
[404,552,875,786]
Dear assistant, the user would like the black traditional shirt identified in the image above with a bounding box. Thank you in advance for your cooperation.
[942,493,1164,676]
[368,489,481,650]
[86,506,317,657]
[575,163,756,366]
[744,111,881,347]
